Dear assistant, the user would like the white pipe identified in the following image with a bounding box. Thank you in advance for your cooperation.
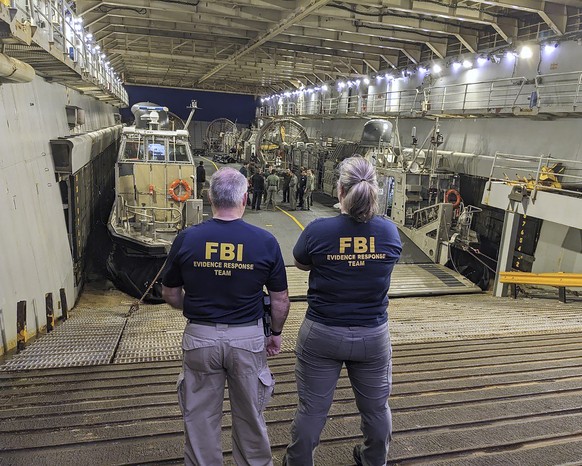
[0,53,35,83]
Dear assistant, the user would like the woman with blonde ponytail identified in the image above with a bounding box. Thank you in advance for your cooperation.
[284,155,402,466]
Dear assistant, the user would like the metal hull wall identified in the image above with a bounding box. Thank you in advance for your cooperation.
[0,76,118,354]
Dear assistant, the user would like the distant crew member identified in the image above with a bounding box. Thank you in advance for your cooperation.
[297,168,307,209]
[196,161,206,199]
[162,167,290,466]
[283,156,402,466]
[282,169,291,203]
[266,169,280,210]
[289,170,298,211]
[251,168,265,210]
[304,169,315,210]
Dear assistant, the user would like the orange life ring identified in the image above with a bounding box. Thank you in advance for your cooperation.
[168,179,192,202]
[445,188,461,208]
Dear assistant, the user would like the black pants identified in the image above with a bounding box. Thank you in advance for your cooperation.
[282,187,290,203]
[252,190,263,210]
[297,188,304,208]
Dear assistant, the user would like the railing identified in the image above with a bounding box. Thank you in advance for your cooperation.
[1,0,127,105]
[119,200,183,240]
[535,71,582,111]
[258,72,582,119]
[486,151,582,200]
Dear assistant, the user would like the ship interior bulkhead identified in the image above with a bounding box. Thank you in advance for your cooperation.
[2,0,582,464]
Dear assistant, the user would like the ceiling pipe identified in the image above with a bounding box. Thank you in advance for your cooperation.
[0,53,35,84]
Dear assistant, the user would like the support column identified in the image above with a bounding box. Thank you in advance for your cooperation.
[493,210,520,297]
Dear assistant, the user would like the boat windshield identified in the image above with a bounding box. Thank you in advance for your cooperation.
[121,136,193,163]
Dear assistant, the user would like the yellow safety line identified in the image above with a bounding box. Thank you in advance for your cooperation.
[276,206,305,231]
[200,156,219,171]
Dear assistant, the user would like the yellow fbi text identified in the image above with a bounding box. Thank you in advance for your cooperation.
[329,237,384,267]
[196,242,254,276]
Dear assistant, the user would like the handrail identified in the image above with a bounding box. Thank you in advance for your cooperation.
[2,0,127,105]
[258,72,582,119]
[486,151,582,198]
[119,200,183,241]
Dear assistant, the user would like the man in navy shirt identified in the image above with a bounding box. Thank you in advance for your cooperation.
[162,167,290,466]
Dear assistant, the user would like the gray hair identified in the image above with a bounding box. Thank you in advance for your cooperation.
[337,156,378,222]
[209,167,248,208]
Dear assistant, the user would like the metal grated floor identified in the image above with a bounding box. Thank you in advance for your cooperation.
[4,290,580,371]
[0,314,126,371]
[113,305,186,364]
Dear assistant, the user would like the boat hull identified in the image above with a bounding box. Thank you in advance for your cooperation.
[106,226,168,303]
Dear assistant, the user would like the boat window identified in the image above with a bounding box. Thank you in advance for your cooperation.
[144,136,167,162]
[169,143,191,162]
[123,141,143,160]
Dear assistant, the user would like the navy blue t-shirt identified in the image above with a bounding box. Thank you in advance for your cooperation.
[162,218,287,323]
[294,214,402,327]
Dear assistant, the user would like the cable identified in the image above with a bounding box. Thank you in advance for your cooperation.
[329,1,506,27]
[98,5,147,14]
[158,0,200,5]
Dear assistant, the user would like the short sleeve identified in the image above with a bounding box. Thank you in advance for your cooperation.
[293,227,312,266]
[161,232,186,287]
[265,238,288,292]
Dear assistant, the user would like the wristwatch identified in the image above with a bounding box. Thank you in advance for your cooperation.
[270,328,282,336]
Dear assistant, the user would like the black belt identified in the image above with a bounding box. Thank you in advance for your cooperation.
[188,319,258,327]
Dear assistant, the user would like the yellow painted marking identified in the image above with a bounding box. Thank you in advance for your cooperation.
[500,272,582,287]
[200,156,219,171]
[276,206,304,231]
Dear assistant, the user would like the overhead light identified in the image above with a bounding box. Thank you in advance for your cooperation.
[418,66,427,73]
[477,56,488,66]
[452,61,462,70]
[338,81,345,89]
[520,46,533,59]
[376,75,383,81]
[363,78,370,85]
[462,59,473,69]
[432,64,442,73]
[322,84,328,91]
[544,43,558,53]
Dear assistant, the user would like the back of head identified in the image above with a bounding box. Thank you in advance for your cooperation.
[209,167,247,209]
[338,156,378,223]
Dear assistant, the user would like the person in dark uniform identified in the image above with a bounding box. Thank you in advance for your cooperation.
[297,168,307,209]
[251,168,265,210]
[282,168,291,203]
[162,167,290,466]
[196,161,206,199]
[239,163,251,206]
[283,156,402,466]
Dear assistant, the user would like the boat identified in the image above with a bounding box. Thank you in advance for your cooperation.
[106,101,203,302]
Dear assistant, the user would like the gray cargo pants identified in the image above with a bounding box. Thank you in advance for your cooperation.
[177,320,275,466]
[286,319,392,466]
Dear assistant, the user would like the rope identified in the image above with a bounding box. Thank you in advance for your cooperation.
[126,258,168,317]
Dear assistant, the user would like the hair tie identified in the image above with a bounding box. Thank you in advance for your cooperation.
[360,178,367,182]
